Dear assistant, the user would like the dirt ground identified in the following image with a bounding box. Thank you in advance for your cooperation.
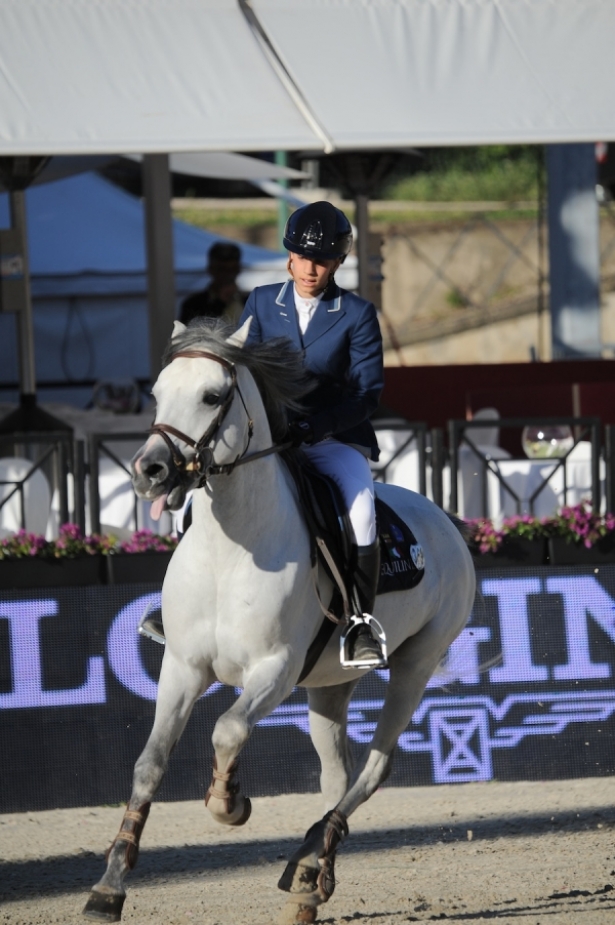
[2,777,615,925]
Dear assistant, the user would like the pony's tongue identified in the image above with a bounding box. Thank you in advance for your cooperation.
[150,494,168,522]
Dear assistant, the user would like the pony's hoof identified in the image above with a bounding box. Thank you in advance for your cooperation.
[278,861,319,894]
[82,890,125,922]
[229,795,252,826]
[208,794,252,827]
[278,898,319,924]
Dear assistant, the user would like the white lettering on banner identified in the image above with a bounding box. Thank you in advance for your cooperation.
[106,593,161,701]
[547,576,614,680]
[3,575,615,713]
[0,599,106,708]
[484,578,549,683]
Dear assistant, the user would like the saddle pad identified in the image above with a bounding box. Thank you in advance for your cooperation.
[376,497,425,595]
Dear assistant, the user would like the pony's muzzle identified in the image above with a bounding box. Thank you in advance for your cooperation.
[131,445,172,496]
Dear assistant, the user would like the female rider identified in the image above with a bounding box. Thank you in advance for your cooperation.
[239,201,386,668]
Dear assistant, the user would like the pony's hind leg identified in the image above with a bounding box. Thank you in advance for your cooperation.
[83,653,209,922]
[307,680,359,810]
[335,621,456,819]
[279,617,462,925]
[275,681,358,925]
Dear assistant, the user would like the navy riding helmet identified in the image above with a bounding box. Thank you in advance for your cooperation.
[283,201,353,262]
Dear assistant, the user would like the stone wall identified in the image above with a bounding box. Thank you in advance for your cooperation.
[173,199,615,366]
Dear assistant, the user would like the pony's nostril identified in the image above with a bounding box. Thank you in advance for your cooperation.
[144,461,168,483]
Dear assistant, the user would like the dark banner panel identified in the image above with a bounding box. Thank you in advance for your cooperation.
[2,566,615,813]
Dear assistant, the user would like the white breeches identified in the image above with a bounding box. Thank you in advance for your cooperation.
[303,439,376,546]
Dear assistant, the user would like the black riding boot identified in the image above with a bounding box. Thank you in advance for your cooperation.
[344,541,387,668]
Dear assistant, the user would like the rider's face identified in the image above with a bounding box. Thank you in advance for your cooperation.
[287,253,340,298]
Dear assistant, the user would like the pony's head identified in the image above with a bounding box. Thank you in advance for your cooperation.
[131,317,312,517]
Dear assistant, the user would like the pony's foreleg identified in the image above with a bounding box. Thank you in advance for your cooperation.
[83,653,209,922]
[205,653,296,827]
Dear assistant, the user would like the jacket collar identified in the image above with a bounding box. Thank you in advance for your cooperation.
[274,280,345,348]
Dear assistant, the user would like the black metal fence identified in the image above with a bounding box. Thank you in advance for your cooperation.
[86,432,150,535]
[0,431,73,531]
[374,415,606,519]
[448,416,601,517]
[0,415,613,537]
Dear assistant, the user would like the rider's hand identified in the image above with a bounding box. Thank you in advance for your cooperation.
[287,419,315,447]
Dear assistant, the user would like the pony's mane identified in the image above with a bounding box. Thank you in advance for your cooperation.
[163,318,314,442]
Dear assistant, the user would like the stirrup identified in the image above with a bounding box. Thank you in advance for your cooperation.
[340,614,388,669]
[138,603,166,646]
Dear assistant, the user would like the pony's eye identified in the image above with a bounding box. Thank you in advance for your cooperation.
[202,392,220,406]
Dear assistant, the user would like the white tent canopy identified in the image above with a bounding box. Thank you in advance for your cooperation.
[252,0,615,148]
[1,0,614,157]
[0,0,319,155]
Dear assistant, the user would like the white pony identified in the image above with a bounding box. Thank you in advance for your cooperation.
[84,319,476,925]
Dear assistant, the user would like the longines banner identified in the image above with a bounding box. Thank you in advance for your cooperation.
[2,566,615,812]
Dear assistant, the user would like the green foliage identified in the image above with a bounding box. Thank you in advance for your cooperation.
[445,289,470,308]
[383,145,541,203]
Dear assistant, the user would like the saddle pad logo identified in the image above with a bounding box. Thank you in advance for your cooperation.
[410,544,425,570]
[375,496,425,595]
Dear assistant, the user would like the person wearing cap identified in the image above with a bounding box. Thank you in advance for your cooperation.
[239,201,386,668]
[180,242,247,327]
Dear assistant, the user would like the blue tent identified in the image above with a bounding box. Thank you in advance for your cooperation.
[0,173,286,404]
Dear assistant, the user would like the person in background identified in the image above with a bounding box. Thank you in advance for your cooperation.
[239,201,386,668]
[180,241,247,327]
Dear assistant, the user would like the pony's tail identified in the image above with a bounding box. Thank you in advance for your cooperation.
[446,512,473,545]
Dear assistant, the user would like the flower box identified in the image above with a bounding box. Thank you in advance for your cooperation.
[548,534,615,566]
[474,537,548,569]
[0,525,178,589]
[0,555,107,590]
[104,551,173,585]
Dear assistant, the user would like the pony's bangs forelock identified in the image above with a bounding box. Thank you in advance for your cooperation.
[163,318,314,442]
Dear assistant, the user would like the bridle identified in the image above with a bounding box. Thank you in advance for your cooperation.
[150,349,288,487]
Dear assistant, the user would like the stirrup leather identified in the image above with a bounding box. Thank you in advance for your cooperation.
[340,614,388,669]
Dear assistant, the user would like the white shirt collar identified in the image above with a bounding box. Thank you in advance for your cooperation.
[293,285,323,334]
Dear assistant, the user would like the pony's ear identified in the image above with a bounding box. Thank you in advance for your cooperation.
[226,316,252,348]
[172,320,186,338]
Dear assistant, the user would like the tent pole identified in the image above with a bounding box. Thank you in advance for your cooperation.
[143,154,176,381]
[355,193,369,298]
[547,143,601,359]
[9,190,36,399]
[275,151,290,249]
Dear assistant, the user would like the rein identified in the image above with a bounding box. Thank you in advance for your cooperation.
[150,348,289,485]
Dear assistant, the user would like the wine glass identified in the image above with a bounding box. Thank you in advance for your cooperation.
[521,425,574,459]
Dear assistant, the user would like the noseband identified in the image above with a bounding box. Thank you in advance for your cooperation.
[150,349,287,486]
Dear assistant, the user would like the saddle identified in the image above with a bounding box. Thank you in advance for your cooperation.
[282,450,425,681]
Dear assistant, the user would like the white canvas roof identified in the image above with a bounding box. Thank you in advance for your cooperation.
[0,0,613,157]
[251,0,615,148]
[0,0,320,155]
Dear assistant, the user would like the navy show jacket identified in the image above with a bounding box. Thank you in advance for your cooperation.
[240,280,384,461]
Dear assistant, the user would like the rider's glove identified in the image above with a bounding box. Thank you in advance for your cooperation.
[287,419,315,448]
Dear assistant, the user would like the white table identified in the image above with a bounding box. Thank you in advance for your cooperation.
[457,445,602,522]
